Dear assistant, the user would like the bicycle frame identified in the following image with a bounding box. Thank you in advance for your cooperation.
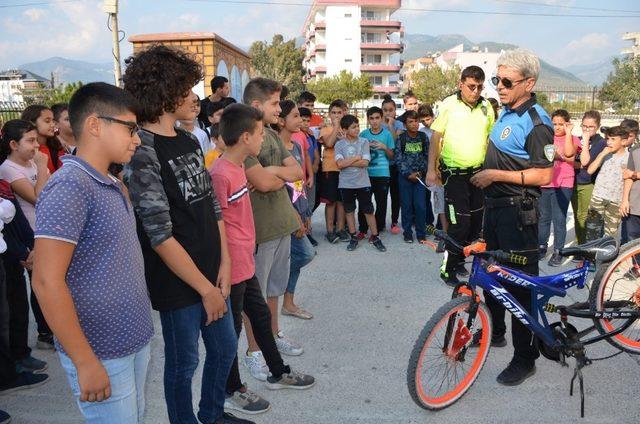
[468,256,590,348]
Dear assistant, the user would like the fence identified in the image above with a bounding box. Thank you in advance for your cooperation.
[0,101,27,125]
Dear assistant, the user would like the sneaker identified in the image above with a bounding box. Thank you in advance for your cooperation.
[440,272,459,288]
[390,223,401,234]
[547,251,563,267]
[36,334,54,351]
[243,351,269,381]
[266,369,316,390]
[624,267,640,281]
[436,238,446,253]
[15,356,47,374]
[456,264,469,277]
[370,236,387,252]
[404,234,413,243]
[356,231,367,241]
[0,371,49,394]
[214,412,256,424]
[306,234,318,247]
[347,238,359,251]
[538,245,547,259]
[491,335,507,347]
[496,361,536,386]
[337,229,350,242]
[224,386,270,415]
[417,236,427,244]
[325,232,339,244]
[275,331,303,356]
[0,410,10,424]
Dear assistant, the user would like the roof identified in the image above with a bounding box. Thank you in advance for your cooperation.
[0,69,50,83]
[302,0,401,34]
[128,32,250,59]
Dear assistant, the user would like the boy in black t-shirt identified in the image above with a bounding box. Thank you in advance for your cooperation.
[123,45,252,424]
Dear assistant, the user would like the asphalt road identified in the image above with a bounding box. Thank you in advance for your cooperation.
[2,207,640,424]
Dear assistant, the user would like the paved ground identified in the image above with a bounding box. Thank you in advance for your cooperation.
[2,207,640,423]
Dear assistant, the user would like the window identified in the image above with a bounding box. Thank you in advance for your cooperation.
[344,13,352,17]
[369,76,383,86]
[345,59,352,63]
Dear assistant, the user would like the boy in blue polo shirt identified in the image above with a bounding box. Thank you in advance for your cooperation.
[32,82,154,423]
[357,106,394,237]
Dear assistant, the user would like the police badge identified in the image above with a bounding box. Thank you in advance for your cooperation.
[544,144,556,162]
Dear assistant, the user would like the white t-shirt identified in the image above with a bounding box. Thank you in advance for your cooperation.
[0,159,38,229]
[0,198,16,253]
[192,126,212,156]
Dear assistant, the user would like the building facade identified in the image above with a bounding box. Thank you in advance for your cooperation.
[0,70,50,103]
[302,0,403,104]
[622,32,640,58]
[128,32,251,100]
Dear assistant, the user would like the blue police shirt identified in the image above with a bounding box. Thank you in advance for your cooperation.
[483,95,554,198]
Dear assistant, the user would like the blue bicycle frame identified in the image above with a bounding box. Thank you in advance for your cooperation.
[468,256,591,348]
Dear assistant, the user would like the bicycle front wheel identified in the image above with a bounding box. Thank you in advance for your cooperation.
[589,238,640,354]
[407,296,492,410]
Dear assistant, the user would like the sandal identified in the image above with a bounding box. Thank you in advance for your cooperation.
[281,306,313,320]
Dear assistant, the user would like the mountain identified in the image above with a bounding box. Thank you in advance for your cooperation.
[19,57,113,85]
[403,34,586,87]
[564,56,617,86]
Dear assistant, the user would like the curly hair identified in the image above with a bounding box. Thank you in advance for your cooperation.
[123,45,203,124]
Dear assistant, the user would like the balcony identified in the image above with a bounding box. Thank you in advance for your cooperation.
[373,85,400,94]
[315,21,326,29]
[360,20,402,30]
[316,44,326,51]
[315,66,327,73]
[361,64,401,73]
[361,43,402,51]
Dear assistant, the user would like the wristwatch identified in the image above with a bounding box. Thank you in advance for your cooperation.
[632,172,638,181]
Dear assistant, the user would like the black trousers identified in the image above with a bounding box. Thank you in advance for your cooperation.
[5,260,30,360]
[358,177,390,233]
[443,173,484,274]
[389,165,400,225]
[226,275,288,393]
[27,271,50,336]
[483,203,540,366]
[0,258,18,387]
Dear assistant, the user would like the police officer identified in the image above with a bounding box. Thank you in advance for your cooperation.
[427,66,495,286]
[470,49,554,386]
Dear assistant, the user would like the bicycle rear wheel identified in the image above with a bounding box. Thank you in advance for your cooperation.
[589,238,640,354]
[407,296,492,410]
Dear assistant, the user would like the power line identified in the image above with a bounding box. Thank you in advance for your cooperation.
[186,0,640,18]
[493,0,640,14]
[0,0,83,8]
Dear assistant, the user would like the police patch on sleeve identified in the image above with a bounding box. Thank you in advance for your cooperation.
[544,144,556,162]
[500,126,511,140]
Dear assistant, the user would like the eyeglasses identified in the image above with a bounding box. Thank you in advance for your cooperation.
[463,83,484,92]
[491,76,526,89]
[97,116,139,137]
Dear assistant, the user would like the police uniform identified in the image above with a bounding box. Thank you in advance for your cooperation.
[430,92,495,278]
[483,95,553,367]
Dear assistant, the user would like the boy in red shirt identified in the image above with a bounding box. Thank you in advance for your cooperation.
[210,104,314,416]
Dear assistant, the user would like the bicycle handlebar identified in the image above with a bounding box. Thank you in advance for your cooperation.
[426,226,528,266]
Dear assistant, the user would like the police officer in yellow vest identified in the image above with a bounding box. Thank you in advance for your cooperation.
[426,66,495,286]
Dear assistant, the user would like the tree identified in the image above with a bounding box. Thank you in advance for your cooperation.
[409,65,460,106]
[306,70,372,105]
[21,81,83,106]
[249,34,305,99]
[599,56,640,113]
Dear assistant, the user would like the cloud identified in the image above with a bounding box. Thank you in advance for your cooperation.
[23,8,45,22]
[549,32,612,67]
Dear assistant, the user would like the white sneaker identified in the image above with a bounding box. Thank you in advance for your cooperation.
[242,351,269,381]
[275,331,303,356]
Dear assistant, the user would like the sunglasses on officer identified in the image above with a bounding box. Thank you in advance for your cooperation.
[491,76,526,89]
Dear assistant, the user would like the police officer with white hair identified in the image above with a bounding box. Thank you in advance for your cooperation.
[470,48,554,386]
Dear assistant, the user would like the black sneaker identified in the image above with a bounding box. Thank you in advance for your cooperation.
[15,356,48,374]
[307,234,318,247]
[337,229,350,242]
[214,412,256,424]
[370,236,387,252]
[538,245,547,259]
[456,264,469,277]
[436,238,446,253]
[496,361,536,386]
[347,238,359,251]
[0,371,49,394]
[36,333,54,351]
[547,251,563,267]
[491,335,507,347]
[0,410,10,424]
[404,234,413,243]
[440,272,459,287]
[325,232,339,244]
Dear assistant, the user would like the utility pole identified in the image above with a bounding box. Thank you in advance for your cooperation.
[103,0,122,87]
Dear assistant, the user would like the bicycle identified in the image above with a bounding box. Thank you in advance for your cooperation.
[407,227,640,418]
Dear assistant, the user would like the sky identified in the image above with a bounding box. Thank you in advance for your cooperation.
[0,0,638,70]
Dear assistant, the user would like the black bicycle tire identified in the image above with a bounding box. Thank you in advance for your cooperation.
[589,238,640,354]
[407,296,492,410]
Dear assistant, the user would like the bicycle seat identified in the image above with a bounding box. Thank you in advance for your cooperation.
[558,236,619,262]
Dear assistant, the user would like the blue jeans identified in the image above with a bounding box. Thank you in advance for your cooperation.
[287,234,315,294]
[398,175,427,239]
[538,187,573,250]
[160,300,237,424]
[59,343,151,423]
[621,214,640,244]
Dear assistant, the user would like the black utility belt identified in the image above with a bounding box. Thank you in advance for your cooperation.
[485,195,538,227]
[440,164,483,176]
